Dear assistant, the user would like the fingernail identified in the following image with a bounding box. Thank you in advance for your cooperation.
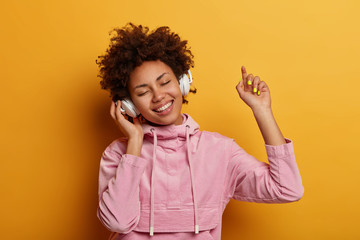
[253,87,257,93]
[247,80,252,85]
[257,90,260,95]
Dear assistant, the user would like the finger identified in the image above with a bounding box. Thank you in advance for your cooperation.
[114,104,129,125]
[241,66,247,85]
[236,79,245,95]
[245,74,254,91]
[110,101,116,120]
[114,100,124,120]
[257,81,269,95]
[252,76,261,94]
[111,101,127,128]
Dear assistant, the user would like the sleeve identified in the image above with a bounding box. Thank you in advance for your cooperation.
[225,138,304,203]
[97,143,148,233]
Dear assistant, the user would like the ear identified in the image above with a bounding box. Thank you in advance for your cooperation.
[179,70,192,96]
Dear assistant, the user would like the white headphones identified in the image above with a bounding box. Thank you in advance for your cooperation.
[118,70,193,118]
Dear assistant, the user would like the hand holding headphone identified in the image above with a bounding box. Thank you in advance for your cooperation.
[116,70,193,118]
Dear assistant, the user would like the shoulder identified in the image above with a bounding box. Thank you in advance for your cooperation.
[103,137,128,157]
[200,130,232,141]
[197,130,234,148]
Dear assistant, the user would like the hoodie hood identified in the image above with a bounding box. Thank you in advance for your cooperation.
[142,114,200,140]
[141,113,201,236]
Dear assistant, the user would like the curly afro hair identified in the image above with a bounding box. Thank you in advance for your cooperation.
[96,23,195,103]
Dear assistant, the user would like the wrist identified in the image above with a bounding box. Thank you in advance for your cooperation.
[251,106,286,146]
[127,136,143,156]
[128,133,143,143]
[252,106,273,116]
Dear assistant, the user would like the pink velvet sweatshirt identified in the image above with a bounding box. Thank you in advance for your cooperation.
[97,114,304,240]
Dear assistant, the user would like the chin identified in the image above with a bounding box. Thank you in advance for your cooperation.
[144,108,183,126]
[147,114,182,126]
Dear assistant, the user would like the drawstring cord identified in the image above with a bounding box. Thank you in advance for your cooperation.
[149,126,199,235]
[150,129,156,236]
[186,125,199,234]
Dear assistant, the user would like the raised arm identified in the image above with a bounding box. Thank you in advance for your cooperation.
[236,66,286,146]
[226,66,303,202]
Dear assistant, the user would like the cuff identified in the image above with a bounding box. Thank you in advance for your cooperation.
[121,154,148,168]
[265,138,294,158]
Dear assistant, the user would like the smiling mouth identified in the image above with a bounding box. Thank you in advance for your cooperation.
[154,101,173,113]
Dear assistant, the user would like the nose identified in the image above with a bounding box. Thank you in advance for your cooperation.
[152,87,165,102]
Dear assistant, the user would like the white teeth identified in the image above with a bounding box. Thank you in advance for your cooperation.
[155,101,173,112]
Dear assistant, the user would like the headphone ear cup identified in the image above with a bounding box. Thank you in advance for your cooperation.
[179,73,191,96]
[121,98,140,118]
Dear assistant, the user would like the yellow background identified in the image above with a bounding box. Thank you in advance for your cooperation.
[1,0,359,239]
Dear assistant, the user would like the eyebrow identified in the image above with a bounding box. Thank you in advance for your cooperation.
[134,72,169,89]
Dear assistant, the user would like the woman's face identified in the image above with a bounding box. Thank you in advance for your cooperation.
[128,60,183,126]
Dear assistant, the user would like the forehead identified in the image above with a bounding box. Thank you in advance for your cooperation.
[129,60,173,86]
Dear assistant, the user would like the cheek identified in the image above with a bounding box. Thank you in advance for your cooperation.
[171,83,182,97]
[133,98,149,113]
[129,95,147,112]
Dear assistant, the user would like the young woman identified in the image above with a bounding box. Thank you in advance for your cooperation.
[96,23,304,240]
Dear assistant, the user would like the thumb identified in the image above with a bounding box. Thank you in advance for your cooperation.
[236,79,245,96]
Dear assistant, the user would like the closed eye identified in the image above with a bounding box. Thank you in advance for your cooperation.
[161,80,171,86]
[138,91,148,97]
